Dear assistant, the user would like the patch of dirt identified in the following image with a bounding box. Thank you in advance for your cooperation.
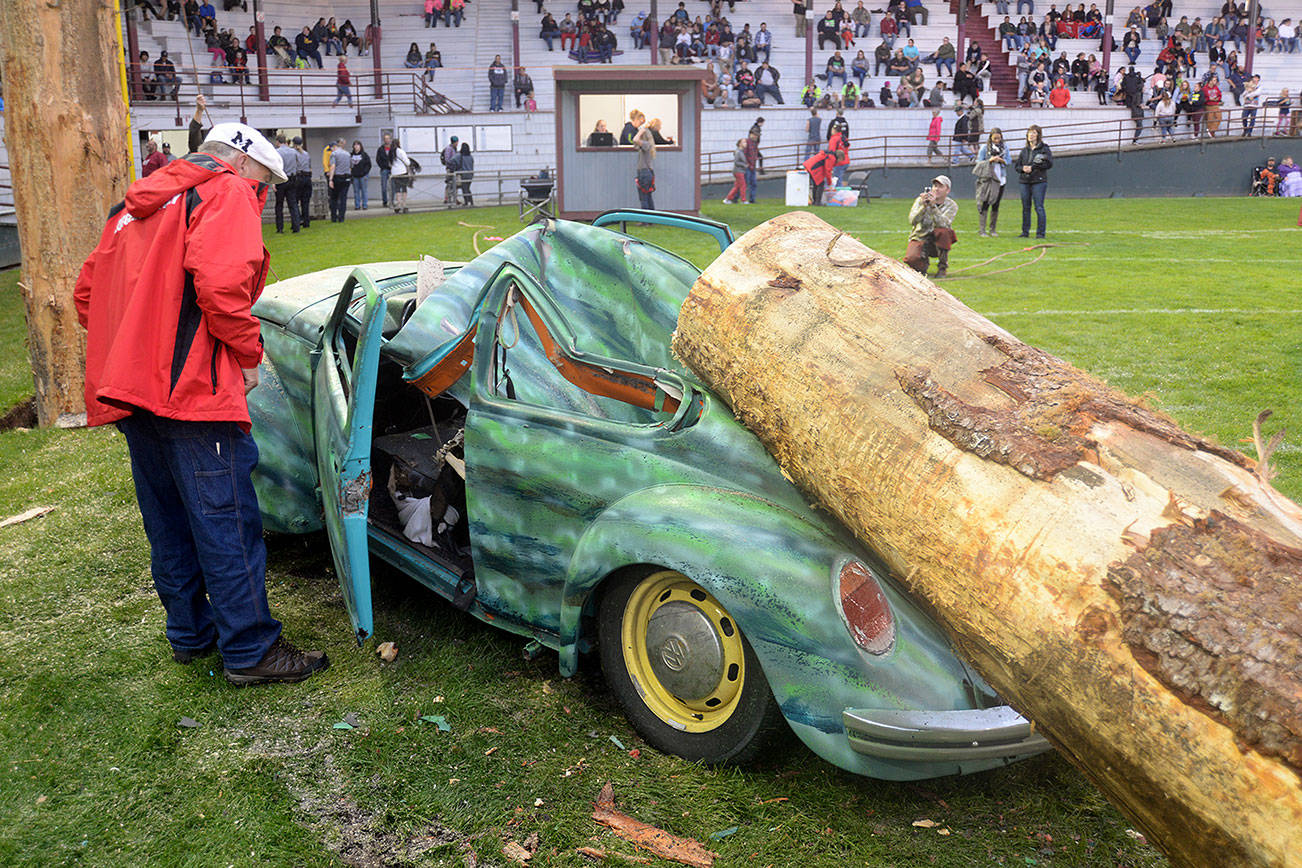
[0,398,36,430]
[240,717,466,866]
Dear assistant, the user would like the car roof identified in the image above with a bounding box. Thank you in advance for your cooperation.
[384,219,702,382]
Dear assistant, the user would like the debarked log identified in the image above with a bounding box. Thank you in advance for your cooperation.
[671,211,1302,868]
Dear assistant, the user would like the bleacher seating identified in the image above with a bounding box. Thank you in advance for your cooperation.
[119,0,1302,185]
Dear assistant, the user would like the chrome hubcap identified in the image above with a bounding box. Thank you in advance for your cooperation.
[644,601,724,700]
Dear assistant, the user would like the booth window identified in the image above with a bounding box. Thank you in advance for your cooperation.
[577,93,681,150]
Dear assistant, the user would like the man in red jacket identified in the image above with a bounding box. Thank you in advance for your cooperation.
[74,123,329,686]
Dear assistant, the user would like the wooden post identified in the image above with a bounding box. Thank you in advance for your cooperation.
[804,10,814,86]
[956,0,967,70]
[1245,0,1259,76]
[126,11,144,100]
[511,0,522,72]
[672,212,1302,868]
[0,0,131,427]
[1101,0,1114,74]
[650,0,659,65]
[371,0,384,98]
[253,0,269,102]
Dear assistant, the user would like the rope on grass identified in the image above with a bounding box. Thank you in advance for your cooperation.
[824,230,1091,280]
[458,220,497,256]
[937,242,1089,280]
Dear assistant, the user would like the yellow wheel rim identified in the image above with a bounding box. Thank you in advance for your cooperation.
[620,570,747,734]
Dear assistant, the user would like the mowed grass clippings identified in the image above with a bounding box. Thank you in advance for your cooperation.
[0,197,1298,866]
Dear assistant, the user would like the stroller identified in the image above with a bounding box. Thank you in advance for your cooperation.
[1251,163,1281,196]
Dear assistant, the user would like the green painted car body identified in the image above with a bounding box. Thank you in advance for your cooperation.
[248,213,1050,781]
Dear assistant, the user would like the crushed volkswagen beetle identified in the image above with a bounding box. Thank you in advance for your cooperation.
[248,210,1051,779]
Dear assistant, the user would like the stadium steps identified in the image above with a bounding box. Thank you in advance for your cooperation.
[958,0,1021,105]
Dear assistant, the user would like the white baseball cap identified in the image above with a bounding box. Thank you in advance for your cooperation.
[931,174,952,188]
[203,122,288,183]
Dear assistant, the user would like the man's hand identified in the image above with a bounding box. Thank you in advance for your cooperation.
[242,367,259,394]
[196,94,207,111]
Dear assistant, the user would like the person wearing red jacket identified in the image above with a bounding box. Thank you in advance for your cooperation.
[74,123,329,686]
[1202,74,1224,136]
[141,139,168,177]
[1049,78,1071,106]
[803,145,837,204]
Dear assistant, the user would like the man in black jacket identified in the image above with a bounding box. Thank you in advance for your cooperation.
[375,133,397,208]
[755,62,783,104]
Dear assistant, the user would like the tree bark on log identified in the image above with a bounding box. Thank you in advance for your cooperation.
[671,211,1302,868]
[0,0,132,426]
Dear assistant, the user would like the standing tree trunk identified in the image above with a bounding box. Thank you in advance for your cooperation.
[0,0,132,426]
[672,211,1302,868]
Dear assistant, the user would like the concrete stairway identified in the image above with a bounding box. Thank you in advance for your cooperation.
[957,0,1020,104]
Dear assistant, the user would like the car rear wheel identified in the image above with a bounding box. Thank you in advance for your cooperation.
[597,569,788,764]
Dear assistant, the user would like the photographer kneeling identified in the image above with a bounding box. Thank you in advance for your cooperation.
[904,174,958,278]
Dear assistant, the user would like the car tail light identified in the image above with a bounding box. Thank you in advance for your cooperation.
[837,560,895,656]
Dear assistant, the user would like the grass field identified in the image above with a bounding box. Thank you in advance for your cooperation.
[1,197,1299,867]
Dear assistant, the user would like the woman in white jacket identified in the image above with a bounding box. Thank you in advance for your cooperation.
[390,143,412,213]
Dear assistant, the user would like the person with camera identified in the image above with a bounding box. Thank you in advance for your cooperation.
[904,174,957,278]
[1015,124,1052,238]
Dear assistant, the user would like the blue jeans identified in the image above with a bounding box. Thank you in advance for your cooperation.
[1004,34,1019,50]
[353,177,369,208]
[744,167,757,202]
[117,412,281,669]
[1242,107,1258,134]
[636,168,655,209]
[1016,0,1034,12]
[935,57,954,76]
[490,85,504,110]
[379,167,391,205]
[1020,180,1047,237]
[543,30,558,49]
[1125,45,1140,63]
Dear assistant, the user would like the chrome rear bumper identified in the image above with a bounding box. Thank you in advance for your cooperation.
[843,706,1052,763]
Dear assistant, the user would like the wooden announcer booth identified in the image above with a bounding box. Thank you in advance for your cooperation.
[553,66,706,219]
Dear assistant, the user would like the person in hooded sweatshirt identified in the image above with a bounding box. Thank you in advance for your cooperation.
[73,122,330,688]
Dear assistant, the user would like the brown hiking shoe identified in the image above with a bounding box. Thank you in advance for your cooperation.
[172,638,219,664]
[224,636,329,686]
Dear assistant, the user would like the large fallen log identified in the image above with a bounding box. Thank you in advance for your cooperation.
[671,211,1302,868]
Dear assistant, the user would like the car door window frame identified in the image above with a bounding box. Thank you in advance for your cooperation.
[470,263,696,433]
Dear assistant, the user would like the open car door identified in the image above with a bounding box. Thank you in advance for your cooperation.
[312,268,391,644]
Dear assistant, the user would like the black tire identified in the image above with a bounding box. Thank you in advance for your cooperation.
[597,569,788,765]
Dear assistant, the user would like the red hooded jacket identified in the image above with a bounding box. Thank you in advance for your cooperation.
[74,153,270,430]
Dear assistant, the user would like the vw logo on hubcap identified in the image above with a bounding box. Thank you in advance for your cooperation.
[659,635,690,671]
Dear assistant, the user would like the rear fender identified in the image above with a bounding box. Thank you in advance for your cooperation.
[560,485,977,735]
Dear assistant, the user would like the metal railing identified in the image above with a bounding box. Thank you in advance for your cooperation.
[129,64,472,124]
[701,103,1299,184]
[392,166,554,211]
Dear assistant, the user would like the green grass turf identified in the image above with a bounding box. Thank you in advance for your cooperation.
[1,197,1299,866]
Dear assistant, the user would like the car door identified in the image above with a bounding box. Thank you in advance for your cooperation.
[463,264,689,632]
[312,268,393,644]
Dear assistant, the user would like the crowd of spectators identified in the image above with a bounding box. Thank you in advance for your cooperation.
[131,2,375,99]
[129,0,1301,146]
[1091,2,1295,141]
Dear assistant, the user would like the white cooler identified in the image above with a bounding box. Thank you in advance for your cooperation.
[785,170,810,207]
